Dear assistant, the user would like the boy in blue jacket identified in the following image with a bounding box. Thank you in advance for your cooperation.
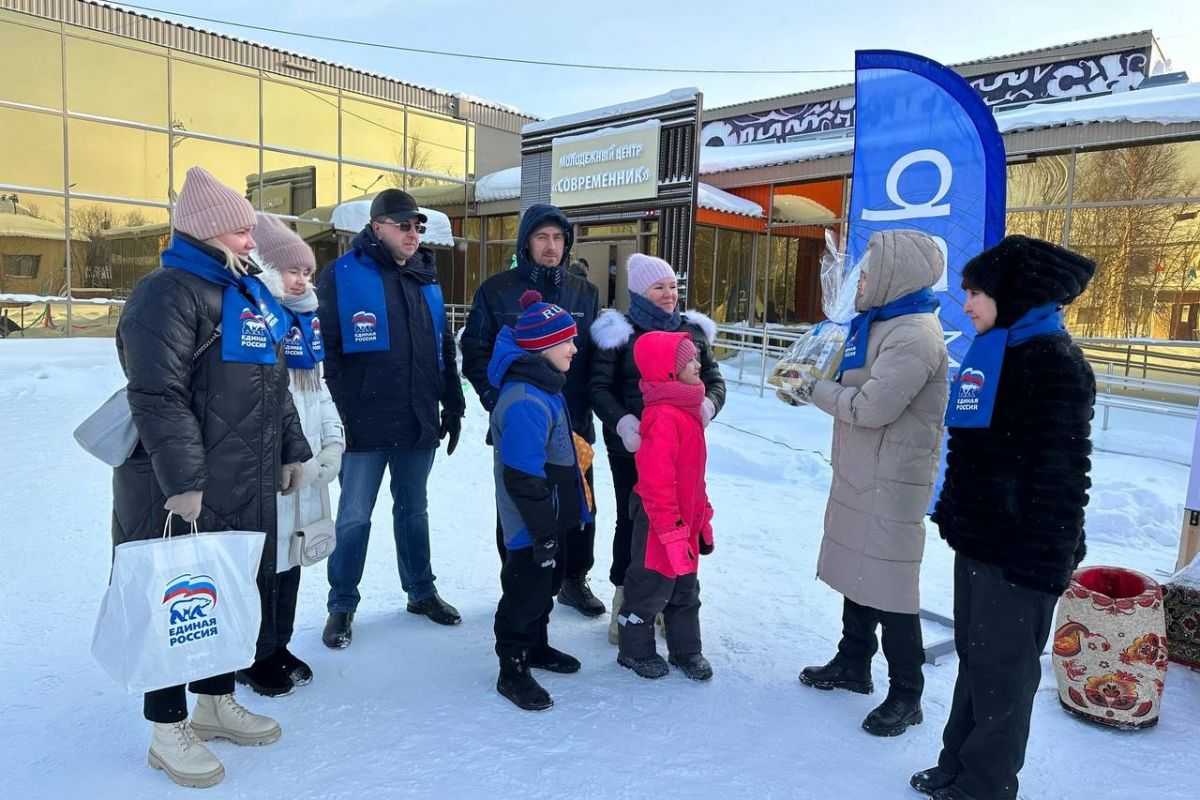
[489,290,591,711]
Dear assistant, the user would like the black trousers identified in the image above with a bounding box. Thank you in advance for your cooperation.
[937,554,1057,800]
[494,466,596,581]
[618,492,702,660]
[835,596,925,701]
[144,673,235,724]
[494,544,565,669]
[607,453,639,588]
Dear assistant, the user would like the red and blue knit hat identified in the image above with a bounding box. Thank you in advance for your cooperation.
[515,289,577,351]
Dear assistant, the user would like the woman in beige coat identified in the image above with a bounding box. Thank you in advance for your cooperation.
[796,229,948,738]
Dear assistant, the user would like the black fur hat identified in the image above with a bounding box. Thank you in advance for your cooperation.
[962,235,1096,327]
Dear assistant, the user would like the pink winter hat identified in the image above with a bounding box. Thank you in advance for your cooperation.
[627,253,677,296]
[174,166,257,240]
[254,212,316,270]
[674,336,697,375]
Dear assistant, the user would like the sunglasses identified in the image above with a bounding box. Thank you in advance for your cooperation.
[379,219,426,234]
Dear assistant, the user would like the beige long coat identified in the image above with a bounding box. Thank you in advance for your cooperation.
[810,230,949,615]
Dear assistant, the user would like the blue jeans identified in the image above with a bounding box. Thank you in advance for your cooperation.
[327,448,437,612]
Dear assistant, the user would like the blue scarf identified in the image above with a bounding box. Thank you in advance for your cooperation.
[333,255,445,369]
[282,308,324,369]
[841,288,940,372]
[627,291,682,332]
[945,303,1067,428]
[162,237,286,364]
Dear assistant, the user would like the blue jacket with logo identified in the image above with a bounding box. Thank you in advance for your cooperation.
[316,226,465,451]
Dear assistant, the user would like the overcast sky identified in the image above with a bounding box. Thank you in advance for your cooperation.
[113,0,1198,119]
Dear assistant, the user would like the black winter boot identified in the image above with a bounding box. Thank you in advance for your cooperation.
[910,766,957,795]
[235,657,294,697]
[557,576,606,617]
[618,652,670,679]
[530,645,581,674]
[668,653,713,682]
[798,658,874,694]
[274,647,313,686]
[930,787,980,800]
[407,592,461,626]
[496,651,553,711]
[322,611,354,649]
[862,693,923,737]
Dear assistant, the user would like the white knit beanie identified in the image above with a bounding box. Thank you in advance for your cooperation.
[627,253,677,296]
[174,166,257,240]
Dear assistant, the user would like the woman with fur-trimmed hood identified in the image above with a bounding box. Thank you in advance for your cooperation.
[243,213,345,697]
[589,253,726,644]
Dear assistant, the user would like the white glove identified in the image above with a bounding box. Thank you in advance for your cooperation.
[314,441,345,485]
[298,459,321,489]
[164,490,203,523]
[616,414,641,453]
[701,397,716,428]
[280,462,304,496]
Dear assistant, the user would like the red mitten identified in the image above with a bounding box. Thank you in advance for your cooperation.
[659,527,697,575]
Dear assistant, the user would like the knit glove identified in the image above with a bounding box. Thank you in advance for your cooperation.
[439,411,462,456]
[659,527,697,575]
[532,534,559,569]
[616,414,642,453]
[700,397,717,428]
[280,462,304,496]
[164,490,203,523]
[315,441,345,485]
[299,458,321,489]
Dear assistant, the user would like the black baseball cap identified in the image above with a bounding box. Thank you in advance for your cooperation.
[370,189,427,223]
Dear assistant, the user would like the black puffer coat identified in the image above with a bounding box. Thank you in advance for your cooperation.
[112,234,312,583]
[588,309,726,457]
[932,334,1096,595]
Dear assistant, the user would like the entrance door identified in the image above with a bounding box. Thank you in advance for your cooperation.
[575,241,637,311]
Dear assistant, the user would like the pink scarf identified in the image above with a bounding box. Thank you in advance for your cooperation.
[639,379,706,421]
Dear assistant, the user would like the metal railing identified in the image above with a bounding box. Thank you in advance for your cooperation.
[712,322,1200,429]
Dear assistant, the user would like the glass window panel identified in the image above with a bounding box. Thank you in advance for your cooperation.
[486,242,515,277]
[172,57,259,142]
[486,214,519,241]
[1006,154,1069,207]
[1073,142,1200,204]
[1067,202,1200,338]
[407,111,467,179]
[69,120,168,202]
[1,107,64,191]
[258,151,338,217]
[466,240,482,295]
[340,96,405,167]
[0,196,62,301]
[66,36,167,126]
[464,216,481,240]
[70,200,170,299]
[0,19,62,109]
[1006,209,1066,244]
[691,226,715,314]
[467,125,476,179]
[341,163,404,202]
[262,80,337,156]
[170,137,259,206]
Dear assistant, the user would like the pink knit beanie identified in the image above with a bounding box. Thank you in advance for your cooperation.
[627,253,677,296]
[254,212,316,270]
[174,166,257,240]
[674,336,697,374]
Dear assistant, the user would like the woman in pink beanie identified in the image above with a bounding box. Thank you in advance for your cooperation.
[112,166,311,787]
[589,253,726,644]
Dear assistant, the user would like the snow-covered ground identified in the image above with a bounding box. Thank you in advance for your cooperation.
[2,338,1196,799]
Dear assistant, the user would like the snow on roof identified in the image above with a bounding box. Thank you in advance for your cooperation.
[697,184,763,217]
[551,118,662,146]
[700,82,1200,175]
[474,166,521,203]
[330,200,455,247]
[524,88,699,135]
[0,212,89,242]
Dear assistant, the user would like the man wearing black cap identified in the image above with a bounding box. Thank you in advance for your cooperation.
[316,189,466,648]
[909,235,1097,800]
[462,203,605,618]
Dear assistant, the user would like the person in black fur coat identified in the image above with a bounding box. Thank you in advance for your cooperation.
[911,235,1096,800]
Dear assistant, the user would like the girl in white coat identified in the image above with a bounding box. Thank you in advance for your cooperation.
[239,212,345,695]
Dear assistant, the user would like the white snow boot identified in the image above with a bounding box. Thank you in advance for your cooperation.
[190,693,282,746]
[148,720,224,788]
[608,586,624,646]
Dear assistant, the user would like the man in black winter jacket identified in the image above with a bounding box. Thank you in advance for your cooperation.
[461,203,605,617]
[910,235,1096,800]
[316,190,467,647]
